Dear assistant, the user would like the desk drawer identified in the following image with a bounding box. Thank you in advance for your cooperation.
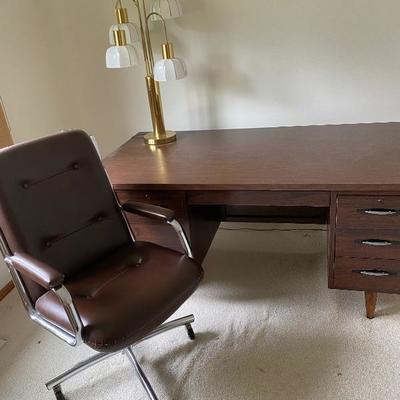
[334,258,400,293]
[335,230,400,260]
[117,190,186,211]
[188,191,330,207]
[337,195,400,230]
[117,190,187,222]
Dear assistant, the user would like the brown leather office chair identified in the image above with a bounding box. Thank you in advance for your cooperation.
[0,130,203,400]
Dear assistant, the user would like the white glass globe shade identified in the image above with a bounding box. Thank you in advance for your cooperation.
[109,23,139,45]
[151,0,183,20]
[154,58,187,82]
[106,45,138,69]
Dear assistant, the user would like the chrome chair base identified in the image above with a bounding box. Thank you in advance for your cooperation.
[46,314,196,400]
[53,385,66,400]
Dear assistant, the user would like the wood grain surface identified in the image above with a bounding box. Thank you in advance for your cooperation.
[104,123,400,191]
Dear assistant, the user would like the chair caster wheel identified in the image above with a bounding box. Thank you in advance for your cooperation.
[53,385,66,400]
[186,324,195,340]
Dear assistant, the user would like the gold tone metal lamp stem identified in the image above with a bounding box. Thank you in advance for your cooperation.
[162,42,174,59]
[143,78,176,146]
[116,7,129,24]
[130,0,176,145]
[113,30,127,46]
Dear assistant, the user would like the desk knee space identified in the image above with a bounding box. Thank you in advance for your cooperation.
[116,189,400,319]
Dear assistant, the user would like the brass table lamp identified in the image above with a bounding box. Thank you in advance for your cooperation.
[106,0,187,146]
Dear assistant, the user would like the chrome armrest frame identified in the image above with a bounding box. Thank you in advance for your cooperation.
[52,285,83,345]
[167,219,194,259]
[118,199,194,258]
[4,256,83,347]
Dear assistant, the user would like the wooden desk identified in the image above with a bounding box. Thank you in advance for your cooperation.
[104,122,400,319]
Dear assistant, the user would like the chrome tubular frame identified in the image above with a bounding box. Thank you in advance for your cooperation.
[51,286,83,345]
[1,229,82,347]
[125,347,159,400]
[168,219,194,259]
[45,351,119,390]
[135,314,194,344]
[4,257,82,347]
[45,314,196,397]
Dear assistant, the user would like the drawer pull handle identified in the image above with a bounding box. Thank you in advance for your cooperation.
[362,208,398,216]
[355,269,394,277]
[360,239,393,247]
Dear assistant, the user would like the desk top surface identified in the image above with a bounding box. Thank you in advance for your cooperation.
[103,122,400,191]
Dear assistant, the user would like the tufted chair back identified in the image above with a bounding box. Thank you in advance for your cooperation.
[0,130,132,302]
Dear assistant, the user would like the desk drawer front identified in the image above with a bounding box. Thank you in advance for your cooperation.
[117,190,186,211]
[117,190,187,221]
[188,191,330,207]
[334,258,400,293]
[335,230,400,260]
[337,195,400,230]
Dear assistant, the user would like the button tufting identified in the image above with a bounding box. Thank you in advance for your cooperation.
[22,182,29,189]
[72,163,79,170]
[97,215,104,222]
[45,241,52,248]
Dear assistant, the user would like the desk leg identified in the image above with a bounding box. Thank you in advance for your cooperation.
[365,291,377,319]
[188,206,221,263]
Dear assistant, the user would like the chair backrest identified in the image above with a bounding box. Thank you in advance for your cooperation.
[0,130,132,303]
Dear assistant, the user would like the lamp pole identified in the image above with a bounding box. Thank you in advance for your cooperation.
[108,0,186,145]
[127,0,177,145]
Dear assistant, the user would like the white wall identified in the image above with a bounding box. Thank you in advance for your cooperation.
[0,0,68,286]
[164,0,400,131]
[1,0,400,286]
[0,1,67,142]
[90,0,400,137]
[10,0,399,154]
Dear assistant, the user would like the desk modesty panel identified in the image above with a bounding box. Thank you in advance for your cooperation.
[104,123,400,318]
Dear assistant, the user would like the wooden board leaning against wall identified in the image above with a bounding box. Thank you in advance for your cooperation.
[0,97,14,301]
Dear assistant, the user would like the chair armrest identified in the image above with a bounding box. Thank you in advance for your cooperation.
[6,254,82,346]
[122,201,194,258]
[6,253,65,290]
[122,201,175,223]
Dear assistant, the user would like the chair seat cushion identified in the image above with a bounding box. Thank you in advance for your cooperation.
[35,242,203,352]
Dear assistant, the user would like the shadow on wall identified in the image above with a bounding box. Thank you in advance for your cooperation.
[177,0,255,129]
[174,0,400,129]
[194,53,253,129]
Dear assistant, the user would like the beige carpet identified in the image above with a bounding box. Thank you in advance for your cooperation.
[1,223,400,400]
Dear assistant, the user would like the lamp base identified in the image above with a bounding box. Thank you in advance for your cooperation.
[144,131,177,146]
